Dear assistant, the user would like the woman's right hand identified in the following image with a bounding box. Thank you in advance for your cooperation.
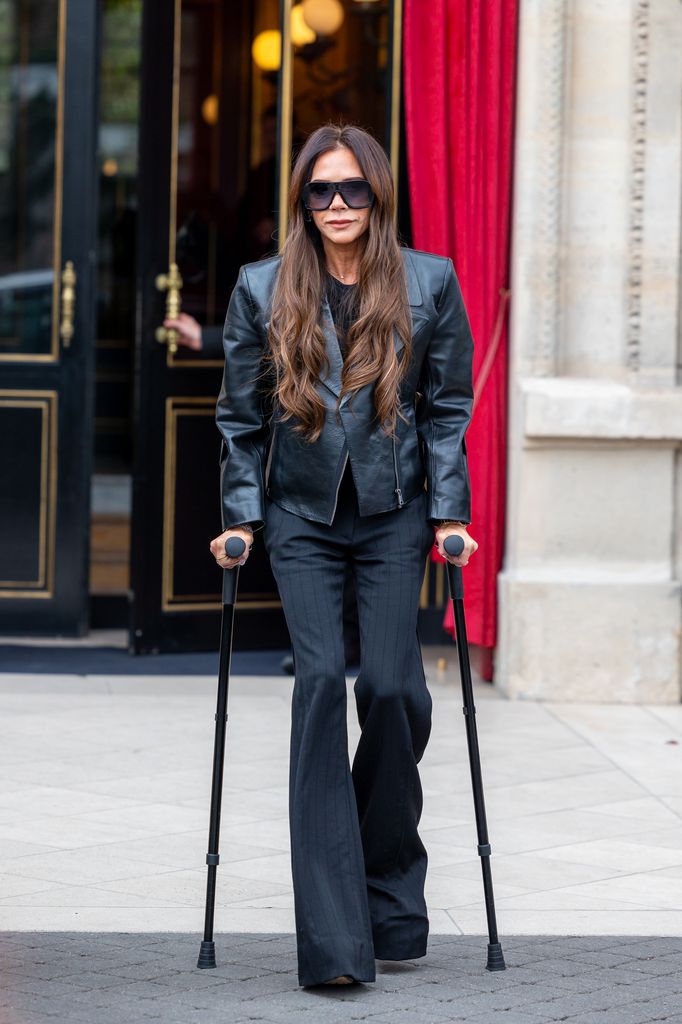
[209,527,254,569]
[435,523,478,567]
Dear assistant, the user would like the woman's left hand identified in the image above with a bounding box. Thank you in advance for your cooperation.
[435,524,479,567]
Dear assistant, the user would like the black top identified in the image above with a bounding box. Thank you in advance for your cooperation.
[325,273,358,358]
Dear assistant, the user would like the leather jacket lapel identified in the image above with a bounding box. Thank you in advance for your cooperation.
[405,251,423,307]
[319,294,344,398]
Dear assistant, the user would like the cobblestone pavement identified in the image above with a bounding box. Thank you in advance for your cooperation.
[1,932,682,1024]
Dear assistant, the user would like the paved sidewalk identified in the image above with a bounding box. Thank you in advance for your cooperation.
[2,932,682,1024]
[0,651,681,1020]
[1,655,681,936]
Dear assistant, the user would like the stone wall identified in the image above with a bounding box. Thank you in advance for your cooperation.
[497,0,682,702]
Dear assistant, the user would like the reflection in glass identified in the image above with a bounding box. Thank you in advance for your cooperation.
[291,0,389,152]
[94,0,141,469]
[0,0,59,358]
[172,0,280,360]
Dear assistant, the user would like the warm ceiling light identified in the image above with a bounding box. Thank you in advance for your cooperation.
[291,4,316,46]
[102,158,118,177]
[201,94,219,125]
[252,29,281,71]
[301,0,345,36]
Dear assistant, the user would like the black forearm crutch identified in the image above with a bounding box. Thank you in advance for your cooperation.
[197,535,246,970]
[443,535,506,972]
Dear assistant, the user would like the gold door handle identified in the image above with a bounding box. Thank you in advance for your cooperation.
[155,262,183,355]
[60,261,76,347]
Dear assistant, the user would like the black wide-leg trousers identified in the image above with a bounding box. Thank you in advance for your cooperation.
[264,463,435,987]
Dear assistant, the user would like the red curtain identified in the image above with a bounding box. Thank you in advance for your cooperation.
[403,0,518,660]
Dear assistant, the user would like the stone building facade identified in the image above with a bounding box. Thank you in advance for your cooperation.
[497,0,682,702]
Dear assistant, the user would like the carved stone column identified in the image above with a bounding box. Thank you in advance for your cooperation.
[497,0,682,702]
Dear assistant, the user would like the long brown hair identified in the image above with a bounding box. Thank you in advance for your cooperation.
[268,124,412,442]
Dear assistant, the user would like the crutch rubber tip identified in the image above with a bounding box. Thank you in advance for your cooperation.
[486,942,506,971]
[197,940,217,969]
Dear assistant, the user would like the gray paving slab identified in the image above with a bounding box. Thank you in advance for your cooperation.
[1,933,682,1024]
[1,670,682,937]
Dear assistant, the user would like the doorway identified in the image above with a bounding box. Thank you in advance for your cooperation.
[125,0,404,653]
[0,0,442,648]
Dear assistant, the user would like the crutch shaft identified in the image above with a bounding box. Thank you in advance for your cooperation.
[443,538,505,972]
[201,604,234,933]
[197,536,245,970]
[453,598,491,846]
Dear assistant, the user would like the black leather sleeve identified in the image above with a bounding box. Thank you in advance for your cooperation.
[216,267,271,532]
[417,259,474,525]
[201,324,224,360]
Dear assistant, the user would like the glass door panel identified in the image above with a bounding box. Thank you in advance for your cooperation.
[291,0,390,141]
[0,0,62,361]
[277,0,402,240]
[168,0,280,368]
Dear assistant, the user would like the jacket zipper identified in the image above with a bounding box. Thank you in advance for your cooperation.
[392,436,404,507]
[330,450,349,521]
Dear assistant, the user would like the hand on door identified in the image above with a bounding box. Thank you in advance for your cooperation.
[210,527,254,569]
[163,312,203,350]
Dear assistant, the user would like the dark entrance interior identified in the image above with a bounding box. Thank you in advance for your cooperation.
[91,0,415,651]
[0,0,457,649]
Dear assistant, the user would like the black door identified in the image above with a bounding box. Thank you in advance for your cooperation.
[0,0,100,635]
[130,0,407,654]
[130,0,289,653]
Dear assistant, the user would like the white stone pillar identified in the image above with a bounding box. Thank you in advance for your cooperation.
[497,0,682,702]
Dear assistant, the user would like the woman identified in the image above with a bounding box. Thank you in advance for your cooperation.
[210,124,477,988]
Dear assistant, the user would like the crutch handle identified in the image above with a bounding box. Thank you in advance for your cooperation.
[221,536,246,606]
[225,536,246,559]
[443,534,464,600]
[443,535,465,557]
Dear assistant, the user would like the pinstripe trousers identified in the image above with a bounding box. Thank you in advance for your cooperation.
[264,461,435,987]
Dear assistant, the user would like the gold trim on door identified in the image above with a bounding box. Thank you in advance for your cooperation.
[0,0,66,365]
[419,560,446,611]
[164,0,222,371]
[277,0,294,251]
[59,260,77,347]
[162,396,281,612]
[389,0,403,203]
[0,390,58,597]
[168,0,182,276]
[434,560,444,606]
[419,560,430,609]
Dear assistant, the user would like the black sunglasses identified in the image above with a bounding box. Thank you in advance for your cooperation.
[302,178,375,211]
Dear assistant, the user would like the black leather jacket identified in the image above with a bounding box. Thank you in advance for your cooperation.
[216,247,473,530]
